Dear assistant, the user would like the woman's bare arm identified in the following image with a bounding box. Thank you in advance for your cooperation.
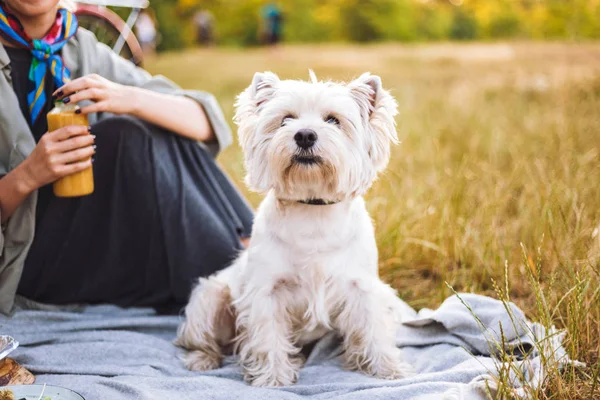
[128,88,215,143]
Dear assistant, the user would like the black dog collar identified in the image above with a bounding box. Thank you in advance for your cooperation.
[297,199,340,206]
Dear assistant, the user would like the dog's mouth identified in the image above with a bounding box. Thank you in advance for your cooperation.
[292,154,322,165]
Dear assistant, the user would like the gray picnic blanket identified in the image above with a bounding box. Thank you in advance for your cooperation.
[0,294,571,400]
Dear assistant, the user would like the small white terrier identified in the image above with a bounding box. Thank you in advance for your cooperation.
[175,71,413,386]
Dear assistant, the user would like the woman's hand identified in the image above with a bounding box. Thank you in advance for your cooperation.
[53,74,138,115]
[20,126,96,192]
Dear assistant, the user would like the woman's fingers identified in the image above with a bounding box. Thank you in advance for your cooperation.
[79,101,111,115]
[54,145,96,165]
[56,158,93,177]
[46,125,90,142]
[62,87,106,105]
[53,132,95,153]
[53,74,104,98]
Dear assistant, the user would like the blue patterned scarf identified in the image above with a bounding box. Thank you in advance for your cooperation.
[0,3,78,123]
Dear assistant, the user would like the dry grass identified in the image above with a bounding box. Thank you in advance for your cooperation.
[145,42,600,399]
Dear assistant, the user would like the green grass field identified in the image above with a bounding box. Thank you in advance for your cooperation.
[146,42,600,399]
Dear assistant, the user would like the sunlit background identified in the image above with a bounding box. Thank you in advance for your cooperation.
[140,0,600,49]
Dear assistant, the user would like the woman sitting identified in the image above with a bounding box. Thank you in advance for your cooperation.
[0,0,253,315]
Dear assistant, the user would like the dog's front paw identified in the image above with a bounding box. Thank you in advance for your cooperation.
[346,347,415,380]
[244,354,303,387]
[369,356,415,380]
[183,350,221,371]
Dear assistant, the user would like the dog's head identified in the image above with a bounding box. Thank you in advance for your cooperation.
[234,71,398,202]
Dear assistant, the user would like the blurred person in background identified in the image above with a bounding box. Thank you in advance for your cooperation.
[260,2,283,46]
[135,8,158,56]
[0,0,253,316]
[193,9,214,46]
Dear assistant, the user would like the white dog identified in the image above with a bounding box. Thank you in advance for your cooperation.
[175,71,413,387]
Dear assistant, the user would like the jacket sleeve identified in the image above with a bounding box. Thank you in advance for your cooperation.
[83,32,232,156]
[0,211,4,257]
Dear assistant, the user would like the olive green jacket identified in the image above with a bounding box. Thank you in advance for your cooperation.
[0,29,232,315]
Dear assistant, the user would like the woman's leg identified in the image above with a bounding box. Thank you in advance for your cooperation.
[147,117,253,303]
[19,116,253,308]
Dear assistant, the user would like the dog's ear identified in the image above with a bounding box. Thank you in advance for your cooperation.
[234,72,280,191]
[348,73,399,172]
[234,72,280,153]
[234,72,280,127]
[249,71,280,108]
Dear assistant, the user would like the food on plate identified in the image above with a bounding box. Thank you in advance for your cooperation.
[0,388,14,400]
[0,384,62,400]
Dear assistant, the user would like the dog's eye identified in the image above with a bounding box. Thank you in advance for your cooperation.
[281,114,295,126]
[325,115,340,125]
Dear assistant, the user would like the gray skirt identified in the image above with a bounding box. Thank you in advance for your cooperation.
[18,116,253,311]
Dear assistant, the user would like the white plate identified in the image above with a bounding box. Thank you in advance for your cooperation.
[0,385,84,400]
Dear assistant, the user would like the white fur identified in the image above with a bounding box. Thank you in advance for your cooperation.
[175,71,413,386]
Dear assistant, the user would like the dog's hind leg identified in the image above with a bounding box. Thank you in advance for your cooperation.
[175,272,235,371]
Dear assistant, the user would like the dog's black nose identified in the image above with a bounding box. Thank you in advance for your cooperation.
[294,129,317,149]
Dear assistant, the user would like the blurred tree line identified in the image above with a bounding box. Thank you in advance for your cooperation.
[146,0,600,50]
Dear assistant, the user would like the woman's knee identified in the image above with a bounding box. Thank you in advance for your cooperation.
[92,115,150,138]
[91,115,158,157]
